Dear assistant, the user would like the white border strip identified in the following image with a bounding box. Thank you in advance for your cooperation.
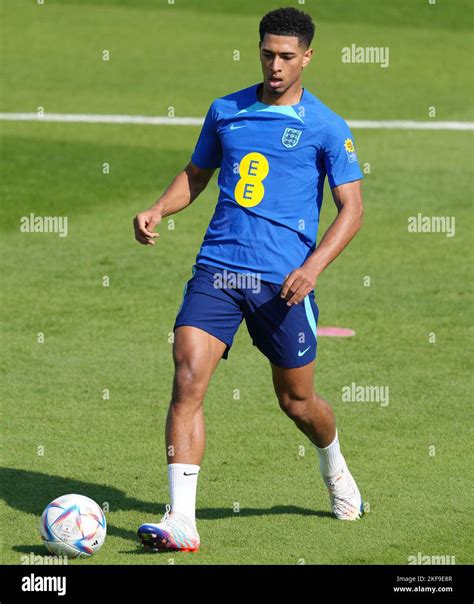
[0,112,473,130]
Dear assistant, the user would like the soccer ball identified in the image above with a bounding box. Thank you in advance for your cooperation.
[39,494,107,558]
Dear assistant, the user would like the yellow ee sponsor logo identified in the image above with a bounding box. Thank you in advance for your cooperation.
[234,152,269,208]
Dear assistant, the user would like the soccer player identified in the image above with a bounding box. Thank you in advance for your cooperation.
[134,7,364,552]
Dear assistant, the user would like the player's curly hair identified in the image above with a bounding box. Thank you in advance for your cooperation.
[259,7,315,49]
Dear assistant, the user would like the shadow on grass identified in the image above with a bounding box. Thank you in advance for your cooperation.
[11,545,46,556]
[1,467,160,543]
[1,467,333,556]
[199,506,333,520]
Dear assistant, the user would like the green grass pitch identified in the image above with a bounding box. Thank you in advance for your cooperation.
[0,0,473,565]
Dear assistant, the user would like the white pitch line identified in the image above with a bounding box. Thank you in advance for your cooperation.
[348,119,474,131]
[0,113,203,126]
[0,112,473,131]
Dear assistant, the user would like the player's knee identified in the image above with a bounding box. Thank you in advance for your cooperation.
[172,362,207,406]
[278,391,312,421]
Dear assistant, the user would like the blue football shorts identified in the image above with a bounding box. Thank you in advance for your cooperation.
[174,263,319,369]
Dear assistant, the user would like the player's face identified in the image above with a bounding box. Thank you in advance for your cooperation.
[259,33,313,97]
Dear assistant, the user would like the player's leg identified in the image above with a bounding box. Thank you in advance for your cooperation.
[164,325,226,528]
[270,360,335,448]
[138,326,226,552]
[138,264,244,551]
[166,325,227,466]
[244,283,362,520]
[271,360,363,520]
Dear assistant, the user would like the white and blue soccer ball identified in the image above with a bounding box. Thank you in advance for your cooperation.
[39,494,107,558]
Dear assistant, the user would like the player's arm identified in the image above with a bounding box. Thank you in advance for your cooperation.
[280,180,363,305]
[133,162,215,246]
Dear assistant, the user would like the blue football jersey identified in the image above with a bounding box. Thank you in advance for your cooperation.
[191,83,363,285]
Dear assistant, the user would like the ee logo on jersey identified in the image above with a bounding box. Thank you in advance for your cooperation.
[234,152,269,208]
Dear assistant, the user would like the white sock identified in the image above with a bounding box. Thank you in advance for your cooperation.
[168,463,200,524]
[315,430,345,478]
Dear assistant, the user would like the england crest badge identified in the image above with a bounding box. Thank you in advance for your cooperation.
[281,128,302,149]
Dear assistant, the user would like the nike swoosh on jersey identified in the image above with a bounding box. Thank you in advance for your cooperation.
[230,124,247,130]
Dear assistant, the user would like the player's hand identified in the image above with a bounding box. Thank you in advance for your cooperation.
[280,266,317,306]
[133,209,162,246]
